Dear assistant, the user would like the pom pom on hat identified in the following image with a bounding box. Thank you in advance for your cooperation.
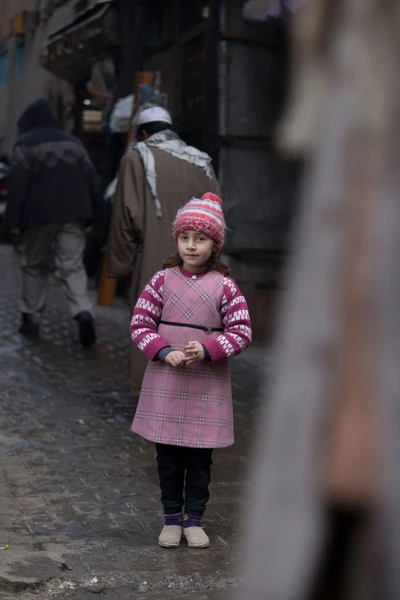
[201,192,223,205]
[173,192,226,248]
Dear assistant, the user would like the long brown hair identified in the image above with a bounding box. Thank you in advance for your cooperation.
[163,251,231,275]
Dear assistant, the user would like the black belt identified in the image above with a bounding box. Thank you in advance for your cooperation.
[159,320,223,334]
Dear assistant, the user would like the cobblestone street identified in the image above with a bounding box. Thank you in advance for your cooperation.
[0,245,266,600]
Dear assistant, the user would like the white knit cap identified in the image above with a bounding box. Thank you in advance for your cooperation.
[135,106,172,127]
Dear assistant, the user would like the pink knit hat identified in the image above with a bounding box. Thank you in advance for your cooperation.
[173,193,226,249]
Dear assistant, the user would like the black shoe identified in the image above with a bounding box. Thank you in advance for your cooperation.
[19,314,40,339]
[75,311,96,347]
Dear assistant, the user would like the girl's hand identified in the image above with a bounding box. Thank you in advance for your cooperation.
[165,350,187,368]
[184,341,205,366]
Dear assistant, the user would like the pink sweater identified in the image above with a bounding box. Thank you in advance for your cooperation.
[131,267,252,362]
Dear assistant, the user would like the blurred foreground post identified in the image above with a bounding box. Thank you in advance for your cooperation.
[238,1,400,599]
[97,71,154,307]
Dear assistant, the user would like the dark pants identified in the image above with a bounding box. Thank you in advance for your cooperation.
[156,443,213,516]
[307,504,371,600]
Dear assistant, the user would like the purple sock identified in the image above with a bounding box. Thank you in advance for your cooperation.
[164,513,182,526]
[184,514,202,528]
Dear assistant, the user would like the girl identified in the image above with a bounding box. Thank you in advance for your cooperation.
[130,192,252,549]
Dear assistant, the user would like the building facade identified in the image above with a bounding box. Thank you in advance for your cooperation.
[0,0,100,156]
[0,0,302,338]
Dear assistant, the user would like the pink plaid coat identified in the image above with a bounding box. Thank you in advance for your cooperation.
[130,267,252,448]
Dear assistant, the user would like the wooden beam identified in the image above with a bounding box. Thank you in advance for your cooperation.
[97,70,155,307]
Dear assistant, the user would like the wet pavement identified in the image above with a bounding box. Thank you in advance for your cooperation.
[0,245,267,600]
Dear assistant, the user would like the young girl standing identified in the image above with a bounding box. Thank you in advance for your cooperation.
[130,193,252,549]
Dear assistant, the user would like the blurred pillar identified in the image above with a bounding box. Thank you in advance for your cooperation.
[237,1,400,599]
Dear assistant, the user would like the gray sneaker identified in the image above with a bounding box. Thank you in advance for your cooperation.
[158,525,182,548]
[183,526,210,548]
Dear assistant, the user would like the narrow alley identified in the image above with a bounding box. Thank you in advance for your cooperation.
[0,245,266,600]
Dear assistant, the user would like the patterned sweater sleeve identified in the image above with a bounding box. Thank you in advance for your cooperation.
[130,270,170,360]
[204,277,252,362]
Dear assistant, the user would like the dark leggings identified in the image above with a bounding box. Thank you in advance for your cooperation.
[156,443,213,516]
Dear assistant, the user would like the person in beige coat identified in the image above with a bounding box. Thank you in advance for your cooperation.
[107,106,220,395]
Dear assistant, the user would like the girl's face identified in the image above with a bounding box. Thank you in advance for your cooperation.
[177,230,216,273]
